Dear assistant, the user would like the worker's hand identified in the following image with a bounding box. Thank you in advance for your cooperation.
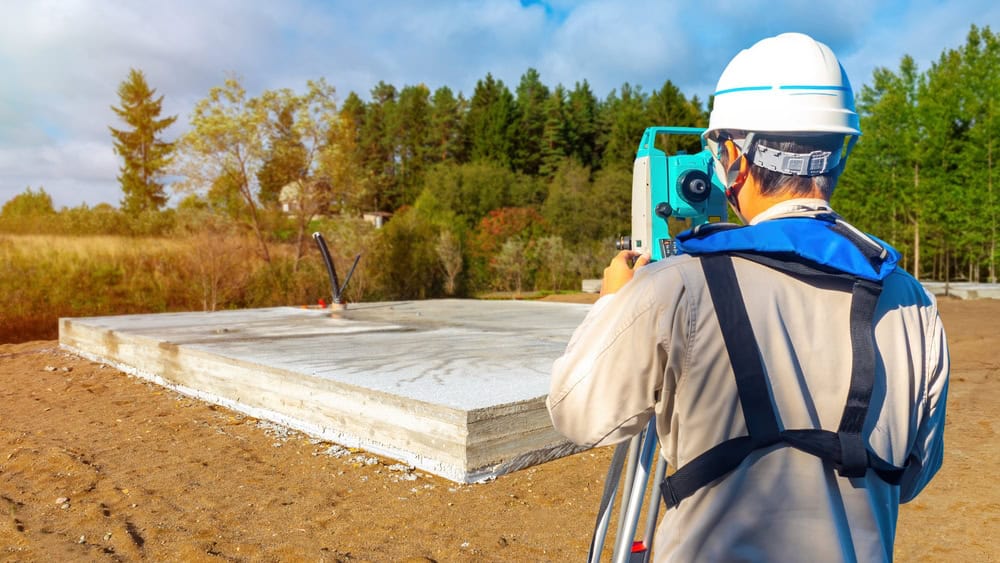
[601,251,650,296]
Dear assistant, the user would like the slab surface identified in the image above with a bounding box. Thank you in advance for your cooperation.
[922,282,1000,299]
[59,299,592,483]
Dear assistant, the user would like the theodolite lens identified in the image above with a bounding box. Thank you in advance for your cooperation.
[680,170,711,203]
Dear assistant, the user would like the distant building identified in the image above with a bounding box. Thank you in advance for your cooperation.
[279,181,305,214]
[362,211,392,229]
[279,180,328,221]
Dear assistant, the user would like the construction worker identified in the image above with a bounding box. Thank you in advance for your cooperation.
[548,32,949,562]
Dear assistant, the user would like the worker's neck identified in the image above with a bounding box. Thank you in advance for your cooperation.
[737,175,826,223]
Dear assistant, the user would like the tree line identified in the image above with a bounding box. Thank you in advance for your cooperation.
[166,68,707,287]
[3,24,998,302]
[836,25,999,283]
[5,65,709,300]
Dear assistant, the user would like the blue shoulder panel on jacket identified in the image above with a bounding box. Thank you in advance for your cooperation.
[675,218,900,282]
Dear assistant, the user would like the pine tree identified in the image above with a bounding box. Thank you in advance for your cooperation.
[361,82,400,210]
[921,48,969,281]
[257,101,307,206]
[512,68,549,175]
[429,86,466,164]
[565,80,600,170]
[465,73,516,167]
[954,25,1000,282]
[838,60,922,274]
[396,84,433,204]
[539,86,568,178]
[600,83,647,171]
[322,104,368,214]
[109,68,177,215]
[647,80,704,154]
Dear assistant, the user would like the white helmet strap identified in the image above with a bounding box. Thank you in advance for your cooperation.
[751,146,839,176]
[747,134,858,177]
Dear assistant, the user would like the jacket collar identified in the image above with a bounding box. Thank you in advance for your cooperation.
[749,198,833,225]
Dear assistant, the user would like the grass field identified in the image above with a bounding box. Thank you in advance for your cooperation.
[0,233,331,343]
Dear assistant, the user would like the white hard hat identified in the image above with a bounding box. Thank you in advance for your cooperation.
[706,33,861,138]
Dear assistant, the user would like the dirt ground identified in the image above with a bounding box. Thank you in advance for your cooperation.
[1,297,997,562]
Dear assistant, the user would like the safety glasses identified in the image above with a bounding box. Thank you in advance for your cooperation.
[704,130,755,190]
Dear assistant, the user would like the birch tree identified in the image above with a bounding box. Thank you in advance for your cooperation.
[174,77,272,262]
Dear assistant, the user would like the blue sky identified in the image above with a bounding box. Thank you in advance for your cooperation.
[1,0,998,209]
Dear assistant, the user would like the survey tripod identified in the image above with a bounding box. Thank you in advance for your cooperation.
[588,418,667,563]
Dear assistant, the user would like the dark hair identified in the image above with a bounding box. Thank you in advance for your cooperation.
[749,134,848,199]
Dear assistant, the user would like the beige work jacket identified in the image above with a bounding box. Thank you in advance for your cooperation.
[547,211,949,562]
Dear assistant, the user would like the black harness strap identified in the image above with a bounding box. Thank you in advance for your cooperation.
[660,436,758,508]
[837,278,882,477]
[660,253,905,510]
[701,254,781,445]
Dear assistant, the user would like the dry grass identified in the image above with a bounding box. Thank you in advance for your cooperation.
[0,233,333,343]
[1,233,189,257]
[0,229,590,344]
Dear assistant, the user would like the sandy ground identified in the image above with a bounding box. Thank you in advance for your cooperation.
[0,297,997,562]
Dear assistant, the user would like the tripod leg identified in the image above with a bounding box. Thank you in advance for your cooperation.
[614,433,642,546]
[637,455,668,562]
[612,419,658,563]
[588,441,630,563]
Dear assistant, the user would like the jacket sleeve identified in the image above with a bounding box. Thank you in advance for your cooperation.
[546,267,672,448]
[899,306,950,502]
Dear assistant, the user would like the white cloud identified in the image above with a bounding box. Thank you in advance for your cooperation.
[539,0,686,95]
[0,139,119,206]
[841,0,1000,86]
[1,0,998,208]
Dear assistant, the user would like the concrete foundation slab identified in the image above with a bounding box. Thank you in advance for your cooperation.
[921,282,1000,300]
[59,300,591,483]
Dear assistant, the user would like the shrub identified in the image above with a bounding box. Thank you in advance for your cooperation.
[368,208,442,300]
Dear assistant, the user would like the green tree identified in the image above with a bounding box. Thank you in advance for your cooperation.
[333,92,374,211]
[591,166,633,238]
[565,80,601,170]
[340,92,368,143]
[369,207,442,299]
[539,86,569,178]
[1,186,55,218]
[837,67,903,241]
[492,238,531,294]
[0,187,55,232]
[109,68,177,215]
[260,80,339,265]
[420,161,520,227]
[429,86,467,164]
[921,47,971,281]
[512,68,549,175]
[885,56,923,279]
[467,206,546,292]
[360,82,400,211]
[534,235,576,291]
[646,80,705,155]
[838,57,923,276]
[436,229,463,296]
[320,105,369,215]
[465,73,516,166]
[257,101,307,206]
[395,84,433,204]
[600,83,647,171]
[174,76,272,262]
[542,159,601,244]
[954,25,1000,282]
